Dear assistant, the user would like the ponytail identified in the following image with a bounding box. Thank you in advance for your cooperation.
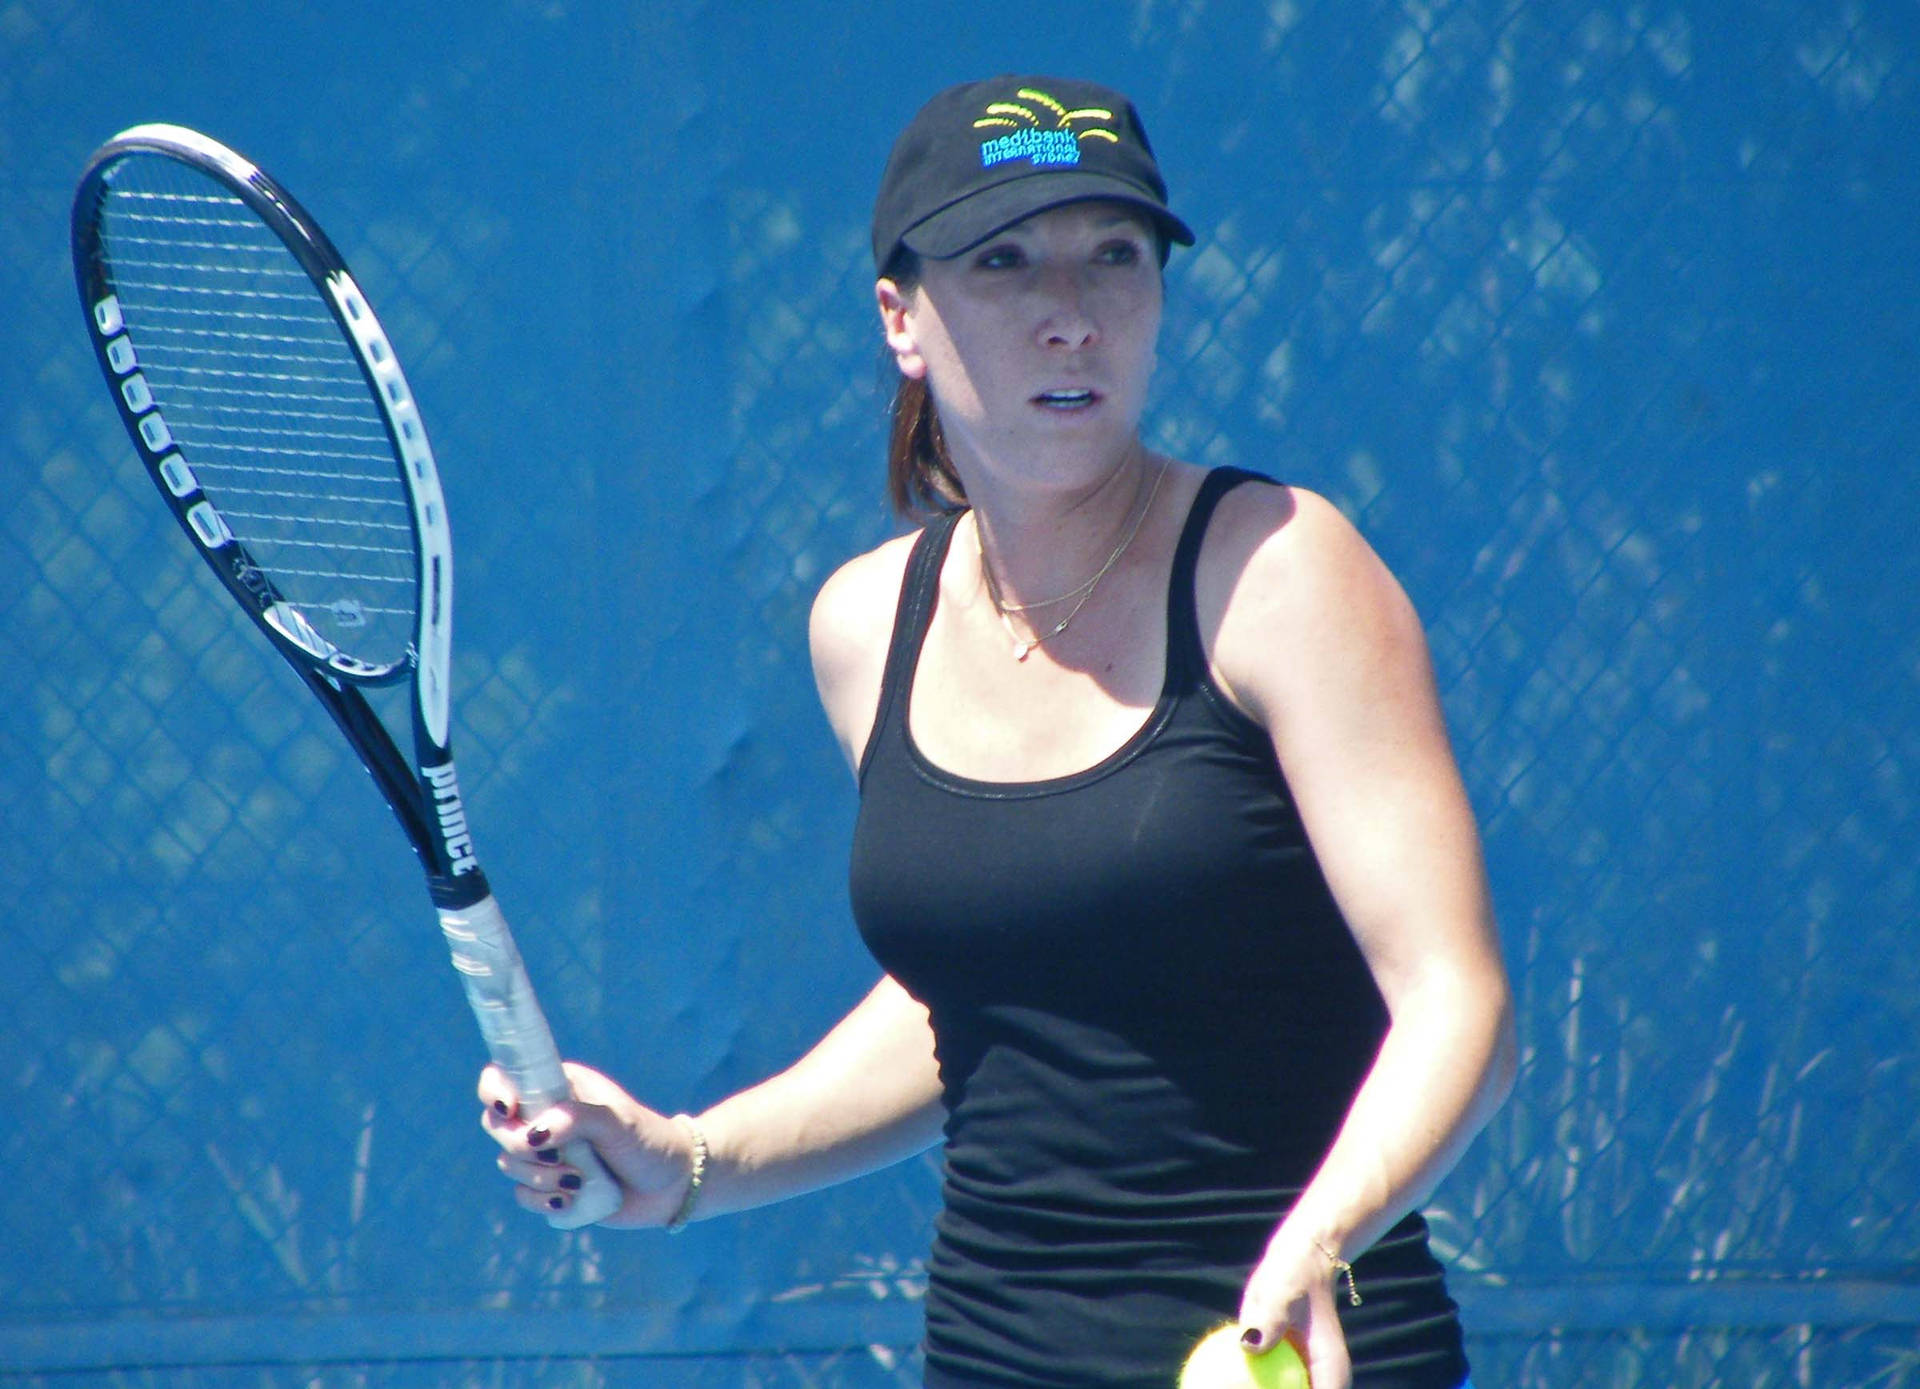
[880,248,967,519]
[887,374,966,519]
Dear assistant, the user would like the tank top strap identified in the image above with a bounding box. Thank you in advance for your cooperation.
[859,508,966,784]
[1165,467,1274,686]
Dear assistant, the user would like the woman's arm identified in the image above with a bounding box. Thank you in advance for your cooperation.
[483,974,945,1226]
[689,973,946,1218]
[1200,483,1518,1387]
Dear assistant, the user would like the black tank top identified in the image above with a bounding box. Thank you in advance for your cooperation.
[850,468,1469,1389]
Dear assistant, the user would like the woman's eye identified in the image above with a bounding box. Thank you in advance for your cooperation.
[1098,240,1144,266]
[974,245,1024,270]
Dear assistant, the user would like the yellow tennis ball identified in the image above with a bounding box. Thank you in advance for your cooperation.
[1178,1324,1310,1389]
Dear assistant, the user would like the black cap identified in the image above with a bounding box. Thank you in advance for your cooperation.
[871,75,1195,272]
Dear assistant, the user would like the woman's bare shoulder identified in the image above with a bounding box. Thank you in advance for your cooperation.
[810,530,920,660]
[809,528,924,772]
[1198,478,1424,727]
[1200,478,1371,573]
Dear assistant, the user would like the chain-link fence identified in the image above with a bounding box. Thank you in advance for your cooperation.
[3,2,1915,1386]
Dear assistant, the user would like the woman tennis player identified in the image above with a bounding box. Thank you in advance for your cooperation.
[480,75,1515,1389]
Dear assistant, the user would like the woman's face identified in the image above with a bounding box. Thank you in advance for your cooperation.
[878,201,1164,485]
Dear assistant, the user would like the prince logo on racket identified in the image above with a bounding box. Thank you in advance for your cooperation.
[424,764,480,876]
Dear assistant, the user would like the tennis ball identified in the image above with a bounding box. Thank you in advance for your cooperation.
[1178,1324,1310,1389]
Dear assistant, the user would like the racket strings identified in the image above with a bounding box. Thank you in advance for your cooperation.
[98,156,419,670]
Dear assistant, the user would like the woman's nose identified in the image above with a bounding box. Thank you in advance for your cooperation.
[1035,267,1097,348]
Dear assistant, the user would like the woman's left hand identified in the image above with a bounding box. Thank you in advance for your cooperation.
[1237,1230,1353,1389]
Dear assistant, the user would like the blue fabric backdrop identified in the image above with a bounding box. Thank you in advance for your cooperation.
[2,2,1915,1384]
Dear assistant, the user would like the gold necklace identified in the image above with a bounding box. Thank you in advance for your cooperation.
[976,453,1169,661]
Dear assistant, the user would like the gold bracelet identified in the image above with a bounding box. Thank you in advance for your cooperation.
[664,1114,708,1234]
[1315,1238,1363,1306]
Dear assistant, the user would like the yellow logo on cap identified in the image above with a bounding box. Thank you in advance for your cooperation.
[973,88,1120,168]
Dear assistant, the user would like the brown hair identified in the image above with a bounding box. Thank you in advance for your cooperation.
[887,376,967,519]
[882,248,967,519]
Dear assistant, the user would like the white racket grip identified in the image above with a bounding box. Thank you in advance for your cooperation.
[437,894,623,1229]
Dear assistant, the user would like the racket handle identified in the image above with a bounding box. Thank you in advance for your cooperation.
[437,894,624,1229]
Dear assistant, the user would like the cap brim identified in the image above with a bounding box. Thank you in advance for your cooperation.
[899,171,1196,261]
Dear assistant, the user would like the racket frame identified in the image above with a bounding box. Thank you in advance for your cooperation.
[71,124,621,1228]
[72,123,472,898]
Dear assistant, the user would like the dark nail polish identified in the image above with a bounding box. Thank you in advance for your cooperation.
[526,1127,551,1148]
[492,1100,510,1116]
[1240,1328,1263,1350]
[559,1173,582,1191]
[548,1195,566,1211]
[537,1148,561,1164]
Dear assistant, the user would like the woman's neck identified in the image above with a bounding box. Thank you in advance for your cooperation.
[961,441,1163,607]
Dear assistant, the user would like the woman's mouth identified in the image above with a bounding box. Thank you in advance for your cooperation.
[1034,388,1098,410]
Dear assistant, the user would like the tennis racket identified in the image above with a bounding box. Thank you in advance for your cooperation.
[71,123,621,1229]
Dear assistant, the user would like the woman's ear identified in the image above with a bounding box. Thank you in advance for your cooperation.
[876,278,927,381]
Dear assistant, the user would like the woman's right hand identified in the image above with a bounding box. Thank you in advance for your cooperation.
[478,1061,699,1229]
